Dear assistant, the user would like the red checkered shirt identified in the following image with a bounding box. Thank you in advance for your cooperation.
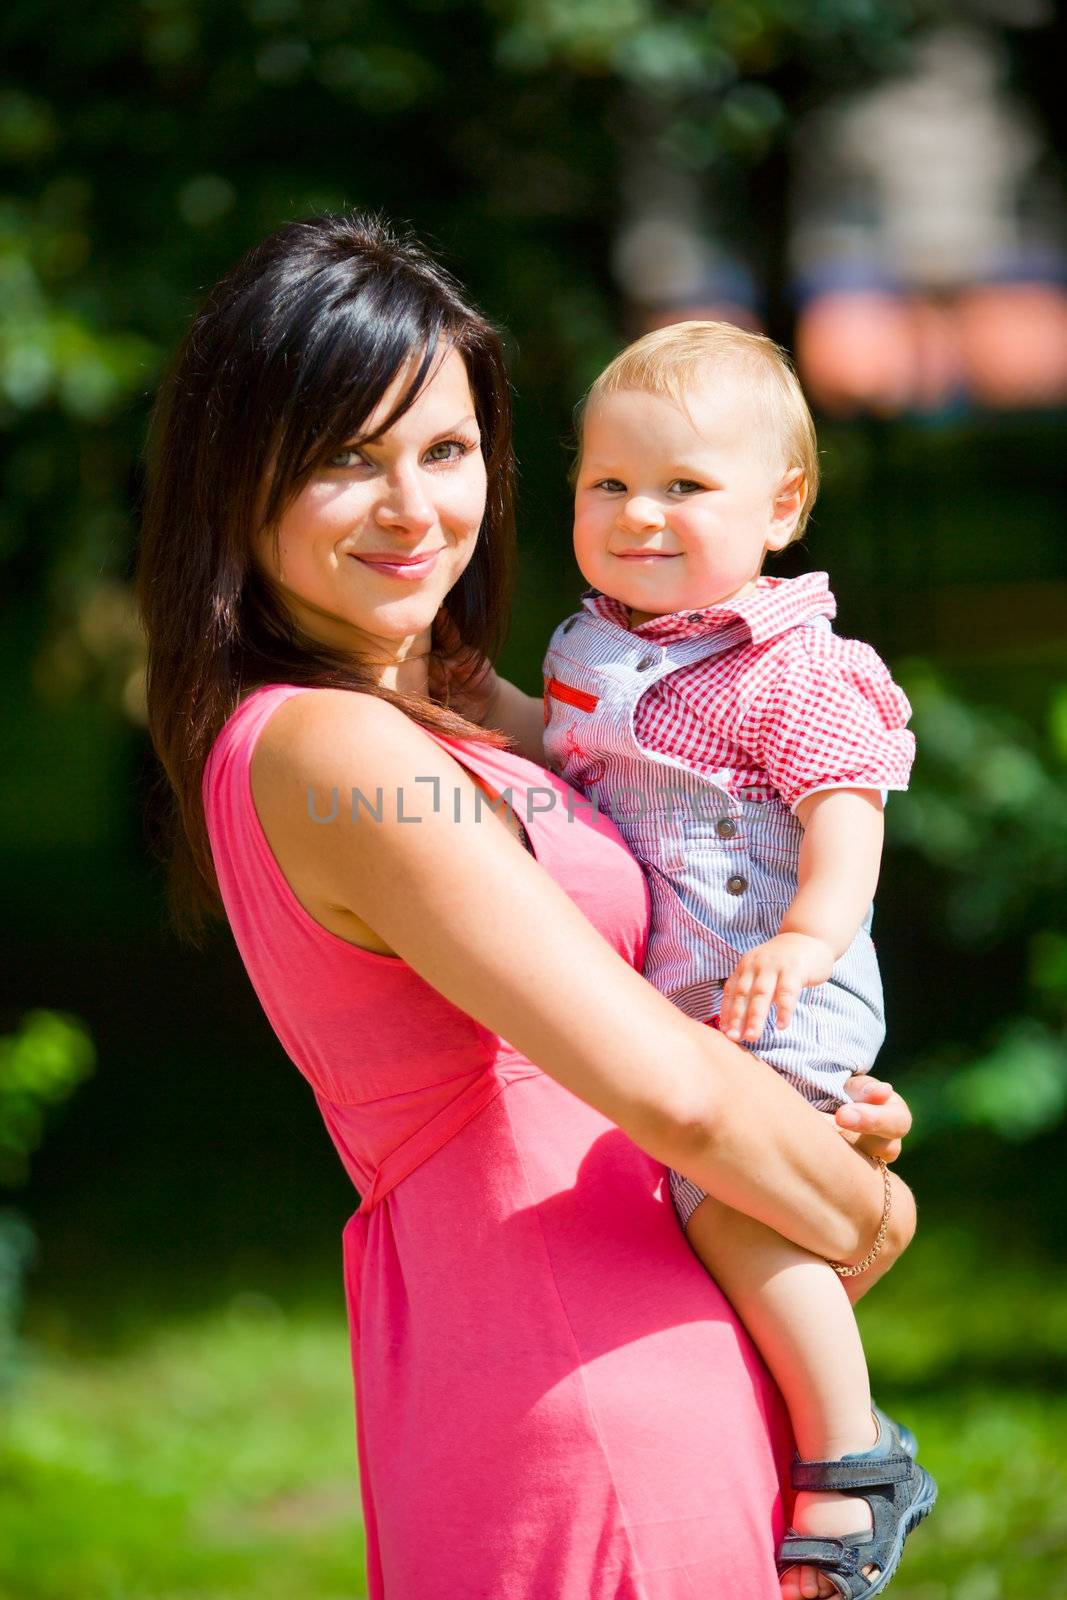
[581,570,915,811]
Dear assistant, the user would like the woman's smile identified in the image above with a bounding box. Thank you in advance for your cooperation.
[349,548,445,579]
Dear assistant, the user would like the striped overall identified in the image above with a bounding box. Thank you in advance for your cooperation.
[543,605,887,1229]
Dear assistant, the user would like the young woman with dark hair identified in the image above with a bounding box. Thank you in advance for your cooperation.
[139,213,517,938]
[136,213,915,1599]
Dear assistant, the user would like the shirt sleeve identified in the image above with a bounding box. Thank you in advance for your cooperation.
[736,629,916,813]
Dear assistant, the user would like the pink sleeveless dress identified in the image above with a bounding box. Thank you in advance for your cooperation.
[203,682,791,1599]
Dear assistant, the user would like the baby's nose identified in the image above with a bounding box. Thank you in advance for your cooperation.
[619,495,664,532]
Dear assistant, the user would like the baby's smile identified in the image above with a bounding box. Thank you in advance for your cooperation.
[611,550,681,562]
[573,382,800,622]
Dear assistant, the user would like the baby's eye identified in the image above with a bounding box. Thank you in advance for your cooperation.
[670,479,705,494]
[593,478,626,493]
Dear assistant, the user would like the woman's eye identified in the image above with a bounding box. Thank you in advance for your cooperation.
[327,446,367,469]
[425,438,475,463]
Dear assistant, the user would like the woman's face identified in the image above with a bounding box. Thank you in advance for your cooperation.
[253,347,487,690]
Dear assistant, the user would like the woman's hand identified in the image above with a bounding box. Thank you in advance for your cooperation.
[826,1076,916,1294]
[834,1074,912,1164]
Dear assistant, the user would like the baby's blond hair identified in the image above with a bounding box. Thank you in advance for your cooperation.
[581,321,819,539]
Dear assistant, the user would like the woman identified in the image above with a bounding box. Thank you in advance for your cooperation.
[136,213,915,1599]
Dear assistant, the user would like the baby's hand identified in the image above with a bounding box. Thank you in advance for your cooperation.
[721,933,835,1042]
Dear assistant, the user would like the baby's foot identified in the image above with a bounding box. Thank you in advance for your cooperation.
[777,1407,935,1600]
[779,1412,880,1600]
[779,1487,875,1600]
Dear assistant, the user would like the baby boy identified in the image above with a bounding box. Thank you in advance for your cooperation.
[542,322,936,1600]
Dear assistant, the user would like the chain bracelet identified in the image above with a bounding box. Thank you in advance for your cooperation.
[827,1155,892,1278]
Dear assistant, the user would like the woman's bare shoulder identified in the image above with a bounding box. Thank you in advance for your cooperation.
[252,686,438,791]
[249,689,447,954]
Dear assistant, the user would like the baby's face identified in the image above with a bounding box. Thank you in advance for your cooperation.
[573,379,799,623]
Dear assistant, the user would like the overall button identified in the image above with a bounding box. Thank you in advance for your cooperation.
[636,653,657,671]
[715,818,737,839]
[686,612,703,623]
[726,874,748,895]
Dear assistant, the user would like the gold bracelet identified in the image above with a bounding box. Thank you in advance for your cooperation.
[826,1155,892,1278]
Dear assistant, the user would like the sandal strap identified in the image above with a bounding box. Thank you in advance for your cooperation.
[792,1452,914,1492]
[776,1534,861,1575]
[779,1459,937,1600]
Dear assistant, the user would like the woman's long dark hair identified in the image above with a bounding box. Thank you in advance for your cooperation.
[136,213,516,943]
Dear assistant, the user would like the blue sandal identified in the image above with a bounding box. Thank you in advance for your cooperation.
[776,1407,937,1599]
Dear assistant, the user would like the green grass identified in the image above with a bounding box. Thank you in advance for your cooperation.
[0,1296,366,1600]
[1,1231,1065,1598]
[876,1393,1067,1600]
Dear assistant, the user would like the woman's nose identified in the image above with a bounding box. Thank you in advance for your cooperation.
[375,468,435,536]
[618,495,665,534]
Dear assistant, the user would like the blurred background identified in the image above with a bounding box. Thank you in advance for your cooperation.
[2,2,1066,1596]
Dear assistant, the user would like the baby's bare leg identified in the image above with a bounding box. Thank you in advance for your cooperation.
[686,1195,879,1600]
[687,1193,873,1459]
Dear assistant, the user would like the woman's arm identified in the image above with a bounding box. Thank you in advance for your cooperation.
[254,691,911,1268]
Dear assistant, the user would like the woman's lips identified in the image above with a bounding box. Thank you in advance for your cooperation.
[351,550,442,580]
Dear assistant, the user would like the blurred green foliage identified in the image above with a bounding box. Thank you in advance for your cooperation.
[0,1012,95,1188]
[891,671,1067,1144]
[0,1012,94,1392]
[894,671,1067,943]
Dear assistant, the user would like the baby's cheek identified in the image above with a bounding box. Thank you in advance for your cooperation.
[571,532,605,588]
